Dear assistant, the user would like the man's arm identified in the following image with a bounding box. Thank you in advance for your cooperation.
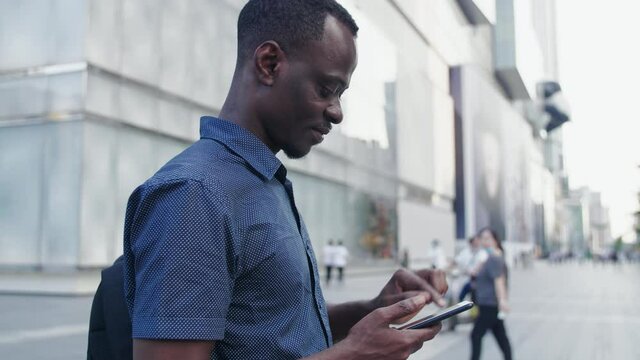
[125,181,234,360]
[133,266,448,360]
[134,296,440,360]
[133,340,214,360]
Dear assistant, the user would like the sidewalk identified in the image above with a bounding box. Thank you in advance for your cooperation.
[0,270,101,296]
[2,262,639,359]
[0,262,399,296]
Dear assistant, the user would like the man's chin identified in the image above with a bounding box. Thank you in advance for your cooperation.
[282,145,312,159]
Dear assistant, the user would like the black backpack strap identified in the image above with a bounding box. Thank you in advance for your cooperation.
[87,256,133,360]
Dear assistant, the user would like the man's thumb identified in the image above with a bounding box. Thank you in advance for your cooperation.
[379,295,427,323]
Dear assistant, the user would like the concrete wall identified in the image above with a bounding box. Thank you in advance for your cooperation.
[0,0,486,269]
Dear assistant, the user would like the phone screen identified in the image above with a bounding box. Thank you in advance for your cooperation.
[396,301,474,330]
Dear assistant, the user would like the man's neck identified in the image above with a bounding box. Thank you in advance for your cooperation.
[219,82,278,154]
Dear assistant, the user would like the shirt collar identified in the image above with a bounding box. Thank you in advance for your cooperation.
[199,116,282,180]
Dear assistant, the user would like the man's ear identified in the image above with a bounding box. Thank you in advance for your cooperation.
[254,41,286,86]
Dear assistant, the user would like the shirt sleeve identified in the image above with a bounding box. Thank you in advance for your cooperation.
[124,179,235,340]
[486,256,505,279]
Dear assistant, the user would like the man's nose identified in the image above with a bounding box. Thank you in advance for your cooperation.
[325,102,343,124]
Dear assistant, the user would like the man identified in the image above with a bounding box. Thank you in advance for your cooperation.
[124,1,447,359]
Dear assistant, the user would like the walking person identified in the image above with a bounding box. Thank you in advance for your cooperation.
[454,235,488,302]
[428,239,448,270]
[334,240,350,282]
[323,240,336,284]
[470,228,512,360]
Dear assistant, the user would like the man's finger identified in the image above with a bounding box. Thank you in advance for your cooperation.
[382,290,425,305]
[383,291,429,324]
[393,269,446,307]
[377,295,427,324]
[403,322,443,343]
[415,269,448,295]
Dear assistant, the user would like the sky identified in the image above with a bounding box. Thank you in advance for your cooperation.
[556,0,640,239]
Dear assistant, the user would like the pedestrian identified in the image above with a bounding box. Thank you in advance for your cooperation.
[401,248,410,268]
[334,240,350,282]
[324,239,336,284]
[470,227,513,360]
[428,238,448,270]
[454,235,488,302]
[110,1,450,359]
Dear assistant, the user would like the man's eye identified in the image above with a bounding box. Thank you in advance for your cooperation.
[319,86,333,98]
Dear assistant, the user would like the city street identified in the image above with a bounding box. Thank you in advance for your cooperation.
[1,261,639,359]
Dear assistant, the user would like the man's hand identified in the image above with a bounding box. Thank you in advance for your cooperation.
[498,300,510,313]
[372,268,448,323]
[328,295,442,360]
[327,268,448,341]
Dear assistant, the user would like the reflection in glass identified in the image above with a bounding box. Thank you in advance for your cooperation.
[290,172,398,264]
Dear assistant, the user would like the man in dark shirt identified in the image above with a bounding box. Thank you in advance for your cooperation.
[126,1,448,359]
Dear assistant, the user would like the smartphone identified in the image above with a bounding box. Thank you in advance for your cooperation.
[396,301,474,330]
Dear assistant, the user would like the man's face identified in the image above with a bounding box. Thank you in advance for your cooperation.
[260,16,358,158]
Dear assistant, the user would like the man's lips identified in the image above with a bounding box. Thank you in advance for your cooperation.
[312,126,331,135]
[310,126,330,144]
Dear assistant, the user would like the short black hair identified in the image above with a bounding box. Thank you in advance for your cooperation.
[237,0,359,62]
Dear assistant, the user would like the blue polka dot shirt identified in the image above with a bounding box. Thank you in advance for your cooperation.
[123,116,333,359]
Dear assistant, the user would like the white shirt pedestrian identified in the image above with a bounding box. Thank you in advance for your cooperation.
[334,244,349,268]
[334,242,349,282]
[323,242,336,267]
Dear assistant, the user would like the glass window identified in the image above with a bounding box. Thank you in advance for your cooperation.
[79,120,118,267]
[339,6,397,149]
[0,0,50,70]
[51,0,86,64]
[0,123,45,266]
[290,172,398,265]
[41,121,83,266]
[0,76,48,118]
[48,71,85,114]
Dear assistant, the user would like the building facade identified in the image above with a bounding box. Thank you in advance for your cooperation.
[1,0,457,270]
[452,0,571,263]
[561,188,612,255]
[0,0,572,271]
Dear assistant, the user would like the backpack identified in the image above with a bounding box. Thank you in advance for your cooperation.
[87,256,133,360]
